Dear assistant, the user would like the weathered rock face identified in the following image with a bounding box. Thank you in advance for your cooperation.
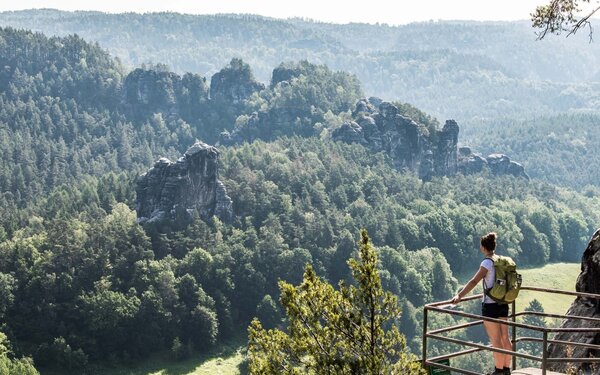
[210,58,265,104]
[123,68,209,123]
[548,229,600,374]
[332,99,460,180]
[136,141,233,229]
[435,120,459,177]
[333,99,528,180]
[458,149,529,179]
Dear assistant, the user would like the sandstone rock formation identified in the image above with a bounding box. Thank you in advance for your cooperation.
[123,68,209,123]
[333,98,528,180]
[458,148,529,179]
[457,147,487,175]
[210,58,265,104]
[485,153,529,179]
[332,99,460,180]
[547,229,600,374]
[136,141,233,229]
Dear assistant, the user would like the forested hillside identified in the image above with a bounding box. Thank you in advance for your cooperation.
[1,9,599,121]
[462,114,600,189]
[0,25,598,373]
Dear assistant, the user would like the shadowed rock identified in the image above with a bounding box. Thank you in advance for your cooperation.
[547,229,600,374]
[331,121,366,145]
[333,99,459,180]
[486,153,529,179]
[333,99,529,181]
[136,141,233,230]
[458,147,487,175]
[435,120,459,177]
[210,58,265,104]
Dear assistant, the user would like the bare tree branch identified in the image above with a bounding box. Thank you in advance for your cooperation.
[533,0,600,41]
[566,4,600,41]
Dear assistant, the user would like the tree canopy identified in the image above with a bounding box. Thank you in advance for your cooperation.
[248,230,425,374]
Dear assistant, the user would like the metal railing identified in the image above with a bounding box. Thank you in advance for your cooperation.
[422,286,600,375]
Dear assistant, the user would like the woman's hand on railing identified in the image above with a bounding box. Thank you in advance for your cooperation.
[451,294,461,304]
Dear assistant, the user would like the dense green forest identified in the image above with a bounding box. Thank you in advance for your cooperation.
[461,114,600,189]
[1,9,600,121]
[0,24,598,373]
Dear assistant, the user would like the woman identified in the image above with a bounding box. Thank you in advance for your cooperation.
[451,232,512,375]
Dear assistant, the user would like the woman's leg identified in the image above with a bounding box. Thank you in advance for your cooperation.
[499,317,513,368]
[483,320,505,369]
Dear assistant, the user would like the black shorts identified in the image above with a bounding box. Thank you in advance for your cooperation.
[481,302,509,319]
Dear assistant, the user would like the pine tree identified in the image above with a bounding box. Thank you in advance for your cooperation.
[248,229,425,374]
[520,299,546,368]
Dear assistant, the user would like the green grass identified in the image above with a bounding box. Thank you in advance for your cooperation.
[516,262,580,317]
[47,336,248,375]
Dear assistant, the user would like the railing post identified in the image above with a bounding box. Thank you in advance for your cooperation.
[512,300,517,370]
[422,306,428,369]
[542,331,548,375]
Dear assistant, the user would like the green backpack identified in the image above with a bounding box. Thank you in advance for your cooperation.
[483,255,523,304]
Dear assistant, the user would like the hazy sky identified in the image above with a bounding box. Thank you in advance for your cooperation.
[0,0,553,25]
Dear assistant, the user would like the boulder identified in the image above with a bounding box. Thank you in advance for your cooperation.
[457,149,529,179]
[486,153,529,179]
[136,141,233,230]
[458,147,488,175]
[358,115,382,149]
[331,121,366,145]
[352,98,377,116]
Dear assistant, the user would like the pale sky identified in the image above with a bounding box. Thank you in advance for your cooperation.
[0,0,554,25]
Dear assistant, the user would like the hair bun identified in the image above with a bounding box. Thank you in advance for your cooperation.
[481,232,497,251]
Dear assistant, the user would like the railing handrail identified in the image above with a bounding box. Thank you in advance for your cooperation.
[520,286,600,300]
[422,285,600,375]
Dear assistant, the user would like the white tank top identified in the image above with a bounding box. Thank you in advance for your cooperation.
[481,258,495,304]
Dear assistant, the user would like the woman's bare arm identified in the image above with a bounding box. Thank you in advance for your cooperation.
[451,266,488,304]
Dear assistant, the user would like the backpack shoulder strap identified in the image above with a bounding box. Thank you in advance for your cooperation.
[481,257,494,291]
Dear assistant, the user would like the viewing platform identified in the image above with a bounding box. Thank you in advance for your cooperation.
[512,369,564,375]
[422,286,600,375]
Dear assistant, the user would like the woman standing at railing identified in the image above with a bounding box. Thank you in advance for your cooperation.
[451,232,513,375]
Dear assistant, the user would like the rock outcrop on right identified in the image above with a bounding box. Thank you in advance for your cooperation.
[547,229,600,374]
[332,98,528,181]
[332,100,460,180]
[458,147,529,179]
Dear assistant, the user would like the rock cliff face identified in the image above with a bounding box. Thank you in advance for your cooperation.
[136,141,233,229]
[333,99,528,180]
[547,229,600,374]
[332,100,459,180]
[123,68,209,123]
